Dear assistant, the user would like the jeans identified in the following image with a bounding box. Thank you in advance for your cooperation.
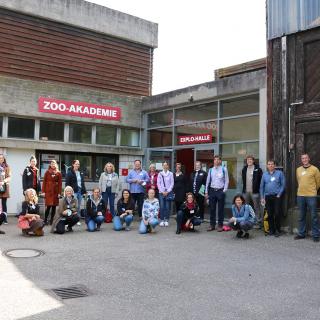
[113,215,133,231]
[297,196,319,238]
[131,193,145,217]
[159,193,171,221]
[176,210,202,232]
[102,187,116,217]
[139,218,159,234]
[228,220,254,232]
[75,191,82,217]
[265,195,281,234]
[244,192,261,222]
[55,215,79,234]
[208,189,225,227]
[87,215,105,232]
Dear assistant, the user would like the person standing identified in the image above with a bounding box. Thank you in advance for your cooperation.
[294,154,320,242]
[190,161,207,220]
[205,155,229,232]
[22,156,41,194]
[241,155,263,226]
[173,162,187,212]
[146,164,159,198]
[65,159,86,225]
[260,160,285,237]
[99,162,120,217]
[157,161,174,227]
[126,160,149,218]
[0,154,11,224]
[42,160,62,225]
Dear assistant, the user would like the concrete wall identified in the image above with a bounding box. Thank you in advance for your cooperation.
[0,0,158,48]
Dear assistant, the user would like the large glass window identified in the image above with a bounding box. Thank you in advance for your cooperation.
[40,120,64,141]
[121,129,140,147]
[220,116,259,142]
[175,102,218,124]
[220,94,259,118]
[8,117,34,139]
[61,154,92,179]
[175,121,218,145]
[95,155,118,180]
[148,128,172,148]
[148,111,173,128]
[96,126,117,145]
[69,123,92,144]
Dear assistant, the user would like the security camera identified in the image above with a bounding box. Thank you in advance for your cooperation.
[188,94,194,102]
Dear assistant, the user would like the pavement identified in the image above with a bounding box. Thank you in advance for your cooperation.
[0,216,320,320]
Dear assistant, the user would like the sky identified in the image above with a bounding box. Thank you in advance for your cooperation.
[87,0,267,95]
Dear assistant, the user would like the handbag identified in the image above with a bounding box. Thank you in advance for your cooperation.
[0,182,6,193]
[17,216,30,229]
[161,174,175,201]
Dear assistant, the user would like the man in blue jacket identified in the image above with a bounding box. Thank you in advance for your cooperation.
[260,160,285,237]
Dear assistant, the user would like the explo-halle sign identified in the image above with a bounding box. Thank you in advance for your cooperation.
[38,97,121,121]
[178,134,212,145]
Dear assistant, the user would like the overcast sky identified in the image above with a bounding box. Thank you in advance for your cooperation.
[88,0,267,95]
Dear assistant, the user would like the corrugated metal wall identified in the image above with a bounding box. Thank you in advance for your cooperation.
[267,0,320,39]
[0,8,153,96]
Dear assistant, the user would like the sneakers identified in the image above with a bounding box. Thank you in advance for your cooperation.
[125,227,131,231]
[3,212,8,224]
[77,222,81,226]
[164,221,169,227]
[159,221,165,227]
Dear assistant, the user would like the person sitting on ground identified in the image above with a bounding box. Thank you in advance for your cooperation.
[228,194,255,239]
[139,188,159,234]
[176,192,202,234]
[85,187,106,232]
[51,186,79,234]
[113,189,135,231]
[18,188,44,236]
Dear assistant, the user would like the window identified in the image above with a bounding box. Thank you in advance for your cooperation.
[220,95,259,118]
[40,120,64,141]
[8,117,34,139]
[220,116,259,142]
[96,126,117,145]
[95,155,118,180]
[148,111,173,128]
[121,129,140,147]
[148,128,172,147]
[69,123,92,144]
[61,154,92,179]
[175,102,218,124]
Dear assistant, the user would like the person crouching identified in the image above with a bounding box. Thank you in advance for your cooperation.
[51,186,79,234]
[176,192,202,234]
[85,187,105,232]
[139,188,159,234]
[228,194,255,239]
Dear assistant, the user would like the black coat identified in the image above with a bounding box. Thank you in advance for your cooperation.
[190,170,207,195]
[20,201,40,216]
[173,173,187,202]
[179,202,200,219]
[242,164,263,194]
[86,196,106,219]
[22,166,41,193]
[65,169,86,194]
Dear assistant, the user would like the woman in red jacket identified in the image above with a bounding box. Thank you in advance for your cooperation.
[42,160,62,225]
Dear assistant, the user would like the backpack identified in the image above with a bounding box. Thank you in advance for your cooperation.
[105,209,113,223]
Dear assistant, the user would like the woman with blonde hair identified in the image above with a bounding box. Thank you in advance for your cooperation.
[18,188,44,236]
[99,162,120,217]
[42,160,62,225]
[51,186,79,234]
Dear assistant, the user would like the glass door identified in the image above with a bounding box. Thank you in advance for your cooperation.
[194,144,219,172]
[147,149,173,171]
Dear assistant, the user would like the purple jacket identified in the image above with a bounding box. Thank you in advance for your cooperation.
[157,171,174,193]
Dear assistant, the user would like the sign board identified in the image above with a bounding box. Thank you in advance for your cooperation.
[38,97,121,121]
[178,134,212,145]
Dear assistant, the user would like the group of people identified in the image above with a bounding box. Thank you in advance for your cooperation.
[0,153,319,242]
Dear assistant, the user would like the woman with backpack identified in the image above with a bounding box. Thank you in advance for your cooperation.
[228,194,255,239]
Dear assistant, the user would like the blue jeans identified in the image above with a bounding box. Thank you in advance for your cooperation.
[113,215,133,231]
[139,218,159,234]
[87,215,105,232]
[75,191,82,217]
[297,196,319,238]
[159,193,171,221]
[102,187,116,217]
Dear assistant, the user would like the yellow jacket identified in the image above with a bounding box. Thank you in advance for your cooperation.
[296,165,320,196]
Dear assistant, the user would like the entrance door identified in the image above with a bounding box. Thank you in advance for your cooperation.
[195,145,219,172]
[176,148,194,176]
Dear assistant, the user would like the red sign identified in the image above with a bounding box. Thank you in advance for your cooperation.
[121,168,128,176]
[38,97,121,121]
[178,134,212,145]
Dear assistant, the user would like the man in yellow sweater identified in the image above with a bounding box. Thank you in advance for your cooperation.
[294,154,320,242]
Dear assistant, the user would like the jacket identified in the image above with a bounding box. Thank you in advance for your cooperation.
[86,195,106,222]
[142,198,159,220]
[231,204,255,224]
[190,170,207,194]
[99,172,120,194]
[42,168,62,206]
[116,198,135,216]
[157,171,174,193]
[0,165,11,198]
[65,169,86,194]
[20,201,40,216]
[51,196,78,233]
[22,166,41,193]
[242,164,263,194]
[146,172,158,193]
[179,201,200,219]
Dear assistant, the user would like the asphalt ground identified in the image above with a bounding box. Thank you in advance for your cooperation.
[0,217,320,320]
